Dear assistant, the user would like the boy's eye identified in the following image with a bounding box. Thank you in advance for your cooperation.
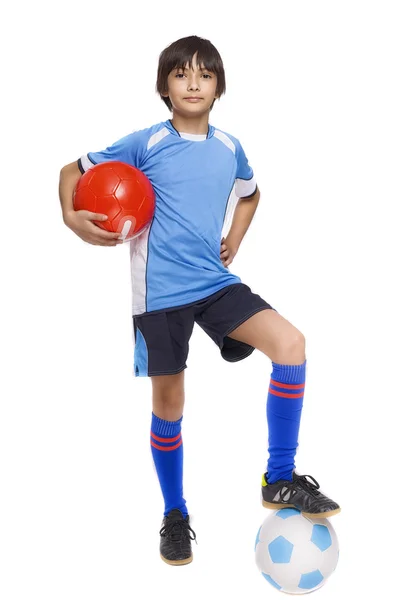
[175,72,212,79]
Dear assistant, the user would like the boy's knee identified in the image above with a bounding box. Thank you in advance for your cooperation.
[152,371,184,391]
[273,331,306,364]
[152,372,185,417]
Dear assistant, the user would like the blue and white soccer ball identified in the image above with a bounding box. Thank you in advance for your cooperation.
[255,508,339,594]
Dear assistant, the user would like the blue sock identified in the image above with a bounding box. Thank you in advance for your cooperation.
[150,412,188,517]
[266,360,306,483]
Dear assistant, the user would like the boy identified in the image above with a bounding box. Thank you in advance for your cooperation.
[59,35,340,567]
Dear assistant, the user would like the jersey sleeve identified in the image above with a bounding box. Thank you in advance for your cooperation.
[234,140,258,198]
[77,130,147,174]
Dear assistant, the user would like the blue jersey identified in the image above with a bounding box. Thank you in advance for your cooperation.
[78,119,257,316]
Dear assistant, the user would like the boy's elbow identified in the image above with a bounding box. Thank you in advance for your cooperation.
[60,160,82,177]
[60,162,71,173]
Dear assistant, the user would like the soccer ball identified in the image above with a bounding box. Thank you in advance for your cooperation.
[73,161,155,242]
[255,508,339,594]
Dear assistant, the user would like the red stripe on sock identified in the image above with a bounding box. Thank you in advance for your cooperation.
[150,439,182,451]
[270,379,305,390]
[151,431,181,443]
[269,387,304,399]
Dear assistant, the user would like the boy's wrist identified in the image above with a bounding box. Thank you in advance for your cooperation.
[225,233,240,253]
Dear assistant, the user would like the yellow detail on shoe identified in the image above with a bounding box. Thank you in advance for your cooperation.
[261,473,268,487]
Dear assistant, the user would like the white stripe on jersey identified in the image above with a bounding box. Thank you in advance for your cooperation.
[147,127,170,150]
[130,227,151,315]
[79,154,96,172]
[235,175,257,198]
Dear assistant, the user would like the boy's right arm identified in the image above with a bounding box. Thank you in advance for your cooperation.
[59,160,83,222]
[59,161,123,246]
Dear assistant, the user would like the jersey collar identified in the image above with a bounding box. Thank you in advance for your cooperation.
[165,119,215,139]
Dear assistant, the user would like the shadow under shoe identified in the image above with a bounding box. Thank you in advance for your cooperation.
[159,508,197,565]
[261,471,341,518]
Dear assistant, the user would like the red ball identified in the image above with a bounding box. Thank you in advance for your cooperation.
[73,161,155,242]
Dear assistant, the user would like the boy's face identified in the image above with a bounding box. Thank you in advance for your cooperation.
[163,52,218,115]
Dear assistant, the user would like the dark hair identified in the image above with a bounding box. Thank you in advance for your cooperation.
[156,35,226,112]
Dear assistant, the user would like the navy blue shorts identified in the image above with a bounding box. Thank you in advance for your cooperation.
[132,283,276,377]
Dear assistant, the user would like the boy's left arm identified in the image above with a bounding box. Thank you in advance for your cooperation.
[220,186,260,267]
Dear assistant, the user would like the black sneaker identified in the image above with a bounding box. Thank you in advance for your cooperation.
[159,508,197,565]
[261,471,341,518]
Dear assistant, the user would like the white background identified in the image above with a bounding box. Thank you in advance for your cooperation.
[1,0,399,597]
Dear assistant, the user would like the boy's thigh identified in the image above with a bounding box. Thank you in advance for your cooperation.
[133,307,195,377]
[194,283,276,362]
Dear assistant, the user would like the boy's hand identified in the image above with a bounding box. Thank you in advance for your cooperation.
[220,236,237,268]
[64,210,124,246]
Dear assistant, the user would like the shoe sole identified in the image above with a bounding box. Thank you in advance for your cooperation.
[160,553,193,566]
[262,499,341,518]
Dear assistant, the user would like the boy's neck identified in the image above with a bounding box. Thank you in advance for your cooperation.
[170,113,210,135]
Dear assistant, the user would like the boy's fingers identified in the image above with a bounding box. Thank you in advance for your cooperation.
[91,224,120,239]
[85,211,108,221]
[99,231,119,240]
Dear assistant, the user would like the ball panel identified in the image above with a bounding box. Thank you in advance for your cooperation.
[73,185,97,212]
[114,179,141,207]
[94,194,122,222]
[276,508,301,520]
[311,524,332,551]
[298,569,324,590]
[268,536,294,564]
[89,168,121,195]
[291,537,323,573]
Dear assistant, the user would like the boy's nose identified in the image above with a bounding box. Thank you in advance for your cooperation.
[188,77,200,90]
